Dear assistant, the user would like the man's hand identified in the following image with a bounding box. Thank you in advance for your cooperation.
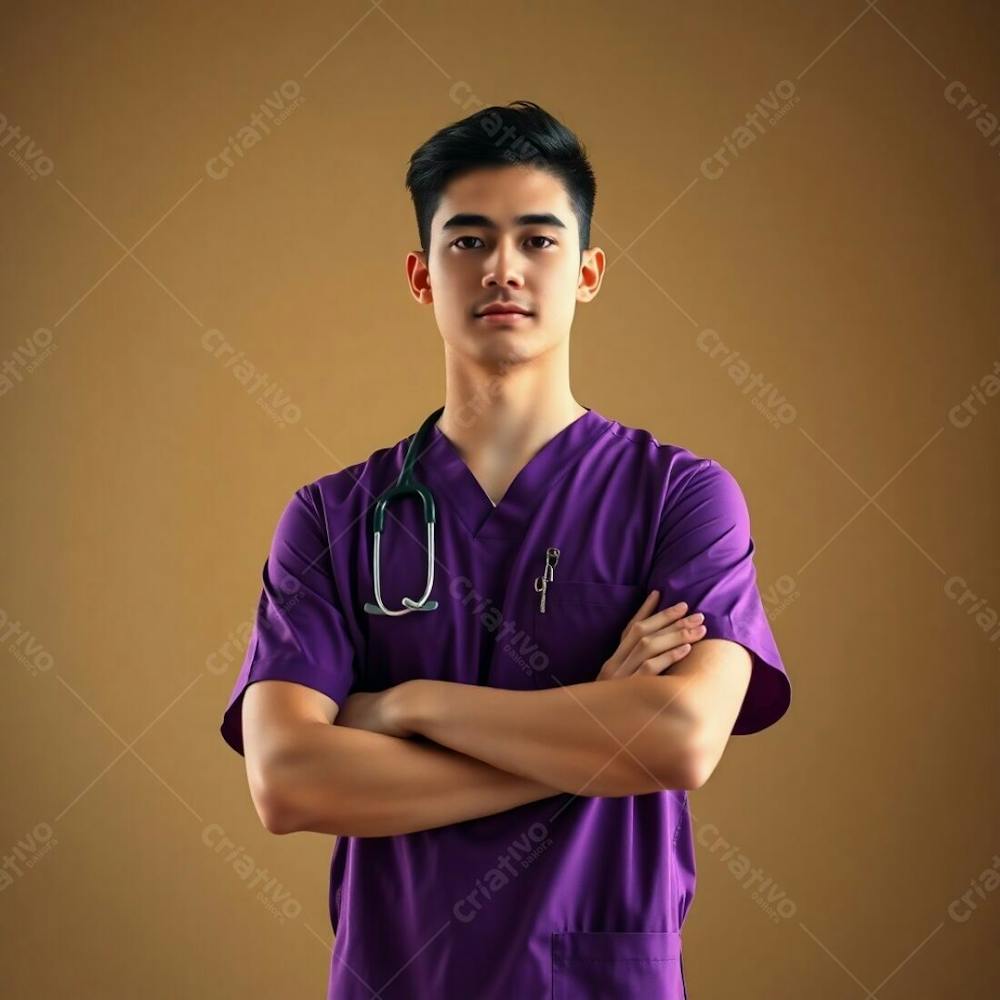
[334,686,414,738]
[596,589,706,680]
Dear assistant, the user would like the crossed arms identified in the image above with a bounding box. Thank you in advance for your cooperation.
[241,639,751,838]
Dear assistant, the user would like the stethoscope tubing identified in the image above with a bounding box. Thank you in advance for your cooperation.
[363,406,445,615]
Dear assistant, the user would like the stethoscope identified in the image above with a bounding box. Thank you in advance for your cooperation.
[363,406,445,616]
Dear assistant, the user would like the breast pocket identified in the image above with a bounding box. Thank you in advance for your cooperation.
[528,580,644,689]
[552,930,684,999]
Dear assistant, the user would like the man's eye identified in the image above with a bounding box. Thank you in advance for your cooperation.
[453,235,556,250]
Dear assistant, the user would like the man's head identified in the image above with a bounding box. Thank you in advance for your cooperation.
[404,100,605,369]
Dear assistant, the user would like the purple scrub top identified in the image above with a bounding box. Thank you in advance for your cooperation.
[220,406,791,999]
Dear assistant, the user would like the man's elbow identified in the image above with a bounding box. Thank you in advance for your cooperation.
[592,738,702,796]
[245,767,299,834]
[621,746,712,794]
[626,679,708,792]
[680,753,715,791]
[256,790,300,835]
[678,720,730,790]
[631,750,705,794]
[245,735,315,836]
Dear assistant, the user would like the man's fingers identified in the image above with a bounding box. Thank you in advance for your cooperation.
[607,617,706,679]
[621,592,690,639]
[639,600,698,633]
[635,644,693,674]
[621,589,661,636]
[599,592,702,681]
[602,591,666,680]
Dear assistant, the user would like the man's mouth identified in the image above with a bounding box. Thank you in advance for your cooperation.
[474,303,534,320]
[474,310,534,323]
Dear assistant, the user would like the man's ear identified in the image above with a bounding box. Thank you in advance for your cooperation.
[405,250,433,305]
[577,246,606,303]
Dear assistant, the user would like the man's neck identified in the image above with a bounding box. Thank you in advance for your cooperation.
[435,375,586,507]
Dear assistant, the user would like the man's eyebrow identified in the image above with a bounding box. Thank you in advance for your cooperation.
[440,212,567,231]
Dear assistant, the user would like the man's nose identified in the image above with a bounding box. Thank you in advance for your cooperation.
[483,241,524,287]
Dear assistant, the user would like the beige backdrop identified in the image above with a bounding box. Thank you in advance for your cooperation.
[2,1,998,997]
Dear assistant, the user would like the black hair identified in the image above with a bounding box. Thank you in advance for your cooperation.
[405,99,596,256]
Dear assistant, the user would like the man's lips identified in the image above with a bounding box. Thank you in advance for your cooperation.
[474,310,534,323]
[475,301,532,316]
[474,306,534,318]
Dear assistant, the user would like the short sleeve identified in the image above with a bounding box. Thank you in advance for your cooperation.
[219,484,357,757]
[647,459,791,735]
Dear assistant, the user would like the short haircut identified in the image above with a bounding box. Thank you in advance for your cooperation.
[405,99,597,256]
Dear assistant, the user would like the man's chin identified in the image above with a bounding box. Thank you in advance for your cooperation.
[445,331,541,366]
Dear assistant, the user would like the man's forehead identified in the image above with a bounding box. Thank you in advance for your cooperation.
[434,167,574,229]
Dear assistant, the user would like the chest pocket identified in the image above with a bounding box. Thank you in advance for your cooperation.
[528,580,644,690]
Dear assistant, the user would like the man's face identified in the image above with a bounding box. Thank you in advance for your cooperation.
[408,165,603,366]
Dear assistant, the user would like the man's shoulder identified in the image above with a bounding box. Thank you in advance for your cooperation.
[604,412,717,487]
[300,431,411,513]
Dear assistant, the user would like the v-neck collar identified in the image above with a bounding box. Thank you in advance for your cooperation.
[416,406,615,539]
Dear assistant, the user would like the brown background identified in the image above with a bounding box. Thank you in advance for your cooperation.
[2,1,998,997]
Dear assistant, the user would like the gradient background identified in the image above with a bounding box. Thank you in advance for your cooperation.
[2,1,999,997]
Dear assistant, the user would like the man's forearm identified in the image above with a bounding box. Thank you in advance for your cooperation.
[400,676,700,797]
[262,721,563,838]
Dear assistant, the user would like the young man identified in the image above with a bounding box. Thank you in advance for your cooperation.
[220,100,791,999]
